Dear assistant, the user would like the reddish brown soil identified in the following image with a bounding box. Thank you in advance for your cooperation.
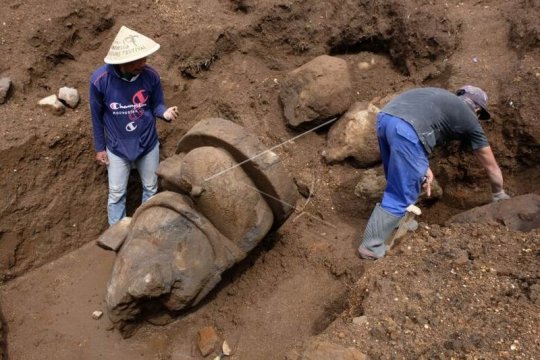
[0,0,538,359]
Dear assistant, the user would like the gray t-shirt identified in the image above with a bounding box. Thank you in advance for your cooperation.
[381,87,489,154]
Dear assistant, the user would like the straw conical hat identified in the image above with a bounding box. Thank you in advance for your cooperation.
[104,26,160,64]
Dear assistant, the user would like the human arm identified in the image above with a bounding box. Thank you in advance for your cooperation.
[422,167,434,197]
[473,146,509,200]
[147,68,178,122]
[89,82,108,165]
[147,68,168,119]
[150,81,177,121]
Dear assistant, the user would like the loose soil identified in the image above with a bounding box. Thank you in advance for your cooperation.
[0,0,538,359]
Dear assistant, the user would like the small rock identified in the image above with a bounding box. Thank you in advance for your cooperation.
[529,283,540,305]
[146,311,175,326]
[190,185,204,198]
[38,94,65,115]
[197,326,219,356]
[298,340,366,359]
[428,224,442,238]
[58,86,80,108]
[92,310,103,320]
[96,217,131,252]
[0,77,11,104]
[453,251,469,266]
[294,168,315,198]
[354,168,385,200]
[357,62,371,70]
[222,340,232,356]
[352,316,369,326]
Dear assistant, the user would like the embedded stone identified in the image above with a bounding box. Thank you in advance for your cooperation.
[448,194,540,232]
[58,86,80,108]
[92,310,103,320]
[353,316,369,326]
[96,217,131,252]
[323,102,381,167]
[293,340,366,360]
[0,77,11,104]
[354,168,443,202]
[294,168,316,198]
[279,55,353,127]
[354,168,386,201]
[197,326,219,356]
[38,94,65,115]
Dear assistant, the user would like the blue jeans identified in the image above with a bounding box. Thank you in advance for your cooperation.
[377,113,429,216]
[106,143,159,225]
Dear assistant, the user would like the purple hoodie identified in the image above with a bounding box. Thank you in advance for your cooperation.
[89,64,167,161]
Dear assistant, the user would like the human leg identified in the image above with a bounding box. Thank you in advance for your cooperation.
[136,142,159,203]
[380,119,428,216]
[107,149,131,225]
[358,116,428,259]
[376,112,392,178]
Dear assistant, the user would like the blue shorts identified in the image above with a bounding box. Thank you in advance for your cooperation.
[377,112,429,216]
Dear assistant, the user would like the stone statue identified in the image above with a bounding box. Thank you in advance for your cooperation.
[98,118,299,329]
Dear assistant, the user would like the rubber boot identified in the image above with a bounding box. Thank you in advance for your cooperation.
[358,203,402,259]
[385,204,421,251]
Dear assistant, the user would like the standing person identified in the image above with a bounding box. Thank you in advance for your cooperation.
[90,26,179,225]
[358,86,510,260]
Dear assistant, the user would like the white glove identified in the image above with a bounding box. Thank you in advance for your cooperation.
[492,190,510,202]
[163,106,179,122]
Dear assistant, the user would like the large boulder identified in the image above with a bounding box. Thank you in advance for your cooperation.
[279,55,353,127]
[323,102,381,167]
[448,194,540,232]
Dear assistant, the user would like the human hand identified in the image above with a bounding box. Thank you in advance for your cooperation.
[422,167,434,197]
[163,106,179,122]
[95,151,109,166]
[492,190,510,202]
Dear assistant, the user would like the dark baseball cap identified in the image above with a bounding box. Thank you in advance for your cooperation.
[456,85,491,120]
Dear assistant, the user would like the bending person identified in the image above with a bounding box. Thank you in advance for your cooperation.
[358,86,510,260]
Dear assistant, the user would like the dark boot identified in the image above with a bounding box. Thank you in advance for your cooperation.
[358,203,402,259]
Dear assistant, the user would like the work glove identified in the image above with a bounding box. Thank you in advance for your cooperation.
[492,190,510,202]
[163,106,179,122]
